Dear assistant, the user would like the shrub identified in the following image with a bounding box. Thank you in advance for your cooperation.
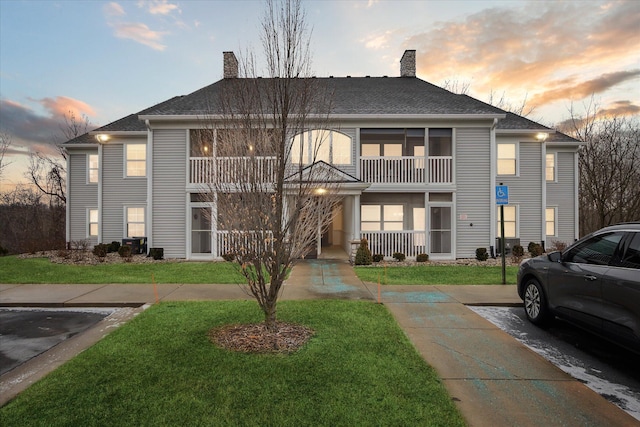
[70,240,90,251]
[92,243,109,258]
[392,252,406,262]
[372,254,384,263]
[551,240,567,252]
[222,253,236,262]
[108,241,121,253]
[511,245,524,263]
[528,242,544,257]
[416,253,429,262]
[354,239,373,265]
[149,248,164,260]
[0,245,8,256]
[475,248,489,261]
[118,245,132,258]
[56,249,70,259]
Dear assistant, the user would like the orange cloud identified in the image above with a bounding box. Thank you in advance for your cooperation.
[404,1,640,107]
[530,70,640,106]
[598,100,640,117]
[36,96,96,119]
[139,0,180,16]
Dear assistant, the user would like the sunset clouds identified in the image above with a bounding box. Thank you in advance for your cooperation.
[103,1,181,51]
[403,0,640,120]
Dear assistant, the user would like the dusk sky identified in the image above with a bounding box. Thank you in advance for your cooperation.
[1,0,639,191]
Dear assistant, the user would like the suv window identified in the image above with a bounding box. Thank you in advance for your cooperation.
[618,232,640,269]
[564,232,624,265]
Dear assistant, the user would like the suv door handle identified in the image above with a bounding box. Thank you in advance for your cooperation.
[584,275,597,281]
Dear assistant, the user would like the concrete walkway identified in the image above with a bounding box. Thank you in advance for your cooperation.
[0,260,637,426]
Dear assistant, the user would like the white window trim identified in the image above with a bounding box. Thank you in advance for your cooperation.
[124,206,146,238]
[497,204,519,238]
[123,143,147,178]
[546,152,557,182]
[545,206,557,237]
[497,142,519,177]
[87,208,99,238]
[87,154,99,184]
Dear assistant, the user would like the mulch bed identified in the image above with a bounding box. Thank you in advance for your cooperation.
[209,322,315,354]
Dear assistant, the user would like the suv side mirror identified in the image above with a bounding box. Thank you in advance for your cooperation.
[547,251,562,263]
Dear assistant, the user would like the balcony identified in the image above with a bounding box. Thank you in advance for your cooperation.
[360,156,452,184]
[190,157,276,184]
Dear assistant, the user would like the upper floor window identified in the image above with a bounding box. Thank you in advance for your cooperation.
[546,153,556,181]
[88,154,99,183]
[428,129,452,156]
[360,128,425,158]
[126,144,146,177]
[291,130,352,165]
[497,143,516,175]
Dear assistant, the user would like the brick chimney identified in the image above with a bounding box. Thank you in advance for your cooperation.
[223,51,238,79]
[400,50,416,77]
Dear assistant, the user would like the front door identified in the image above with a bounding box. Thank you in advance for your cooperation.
[429,206,452,258]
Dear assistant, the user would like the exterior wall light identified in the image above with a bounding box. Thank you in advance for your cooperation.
[96,134,110,143]
[536,132,548,141]
[315,188,327,195]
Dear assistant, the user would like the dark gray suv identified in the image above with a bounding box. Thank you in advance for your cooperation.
[517,223,640,354]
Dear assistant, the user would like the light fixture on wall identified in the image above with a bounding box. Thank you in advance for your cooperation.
[536,132,548,141]
[95,134,110,142]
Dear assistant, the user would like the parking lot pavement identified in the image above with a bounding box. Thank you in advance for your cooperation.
[0,307,114,375]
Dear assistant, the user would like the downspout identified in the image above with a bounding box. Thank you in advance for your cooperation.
[489,118,498,255]
[98,143,103,244]
[65,148,71,247]
[145,120,153,251]
[541,140,547,249]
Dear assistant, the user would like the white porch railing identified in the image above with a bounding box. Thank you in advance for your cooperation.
[361,231,427,259]
[216,230,274,257]
[359,156,452,184]
[190,157,276,184]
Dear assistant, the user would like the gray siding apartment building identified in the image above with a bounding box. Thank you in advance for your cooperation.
[64,50,582,260]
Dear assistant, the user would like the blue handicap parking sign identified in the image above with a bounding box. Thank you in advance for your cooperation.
[496,185,509,205]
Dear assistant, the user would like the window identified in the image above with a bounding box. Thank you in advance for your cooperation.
[565,232,624,265]
[497,143,516,175]
[126,207,145,237]
[618,233,640,269]
[88,209,98,237]
[126,144,146,177]
[361,204,404,231]
[428,129,452,156]
[546,153,556,181]
[88,154,99,183]
[291,130,352,165]
[497,205,517,238]
[545,207,556,236]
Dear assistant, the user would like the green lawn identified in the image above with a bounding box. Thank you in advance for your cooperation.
[0,256,244,284]
[355,264,519,285]
[0,301,464,426]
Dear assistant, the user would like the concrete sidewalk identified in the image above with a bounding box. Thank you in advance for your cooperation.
[1,260,637,426]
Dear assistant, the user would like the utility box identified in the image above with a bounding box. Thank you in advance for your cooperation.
[495,238,520,255]
[122,237,147,255]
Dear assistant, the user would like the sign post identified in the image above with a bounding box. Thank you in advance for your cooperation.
[496,185,509,284]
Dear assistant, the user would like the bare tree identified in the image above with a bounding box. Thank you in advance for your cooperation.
[442,78,471,95]
[559,101,640,235]
[199,0,341,333]
[0,130,12,179]
[26,111,92,204]
[487,89,535,117]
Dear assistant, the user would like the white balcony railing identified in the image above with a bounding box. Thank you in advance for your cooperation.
[361,230,427,259]
[359,156,452,184]
[216,230,274,257]
[190,157,276,184]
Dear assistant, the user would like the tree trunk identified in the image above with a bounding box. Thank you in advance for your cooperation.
[264,301,278,332]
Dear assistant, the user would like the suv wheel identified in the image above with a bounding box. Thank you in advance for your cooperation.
[524,278,553,327]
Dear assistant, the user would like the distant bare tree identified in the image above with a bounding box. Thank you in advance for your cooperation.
[199,0,341,333]
[0,129,12,179]
[487,89,535,117]
[26,111,92,204]
[559,101,640,235]
[442,78,471,95]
